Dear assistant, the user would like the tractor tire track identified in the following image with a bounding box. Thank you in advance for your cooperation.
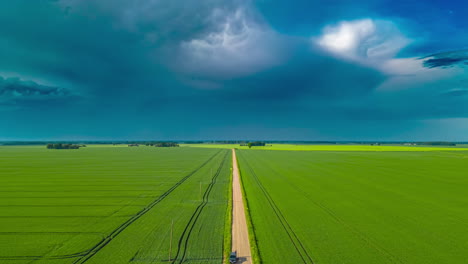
[170,150,229,264]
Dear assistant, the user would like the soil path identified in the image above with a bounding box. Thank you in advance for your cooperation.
[231,149,253,264]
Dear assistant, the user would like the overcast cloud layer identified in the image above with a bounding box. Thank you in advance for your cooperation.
[0,0,467,141]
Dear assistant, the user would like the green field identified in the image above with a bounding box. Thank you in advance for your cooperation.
[183,143,468,151]
[3,144,468,264]
[0,146,231,264]
[237,150,468,264]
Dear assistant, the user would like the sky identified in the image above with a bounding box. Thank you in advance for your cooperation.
[1,0,468,141]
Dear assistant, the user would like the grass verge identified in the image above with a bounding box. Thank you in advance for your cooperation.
[223,156,234,263]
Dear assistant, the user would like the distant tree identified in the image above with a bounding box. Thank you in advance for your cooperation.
[154,142,179,147]
[46,143,82,149]
[247,142,265,148]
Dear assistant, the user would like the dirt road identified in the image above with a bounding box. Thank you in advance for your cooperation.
[231,149,253,264]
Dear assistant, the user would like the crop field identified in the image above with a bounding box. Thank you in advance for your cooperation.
[237,150,468,264]
[183,144,468,151]
[0,146,231,264]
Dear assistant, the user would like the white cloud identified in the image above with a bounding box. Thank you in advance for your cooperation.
[318,19,376,58]
[315,18,460,89]
[316,19,411,70]
[314,18,468,98]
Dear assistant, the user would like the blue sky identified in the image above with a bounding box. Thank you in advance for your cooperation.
[0,0,467,141]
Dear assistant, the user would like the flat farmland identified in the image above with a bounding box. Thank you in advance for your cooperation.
[0,146,231,264]
[237,150,468,264]
[183,144,468,151]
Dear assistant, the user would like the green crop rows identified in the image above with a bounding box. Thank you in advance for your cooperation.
[183,143,468,151]
[0,146,231,264]
[237,150,468,264]
[3,144,468,264]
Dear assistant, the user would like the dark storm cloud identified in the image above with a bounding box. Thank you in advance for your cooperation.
[0,0,280,100]
[422,50,468,68]
[424,57,468,68]
[0,76,77,108]
[219,49,385,101]
[0,76,72,101]
[0,77,68,97]
[0,1,144,95]
[0,0,385,103]
[0,0,468,140]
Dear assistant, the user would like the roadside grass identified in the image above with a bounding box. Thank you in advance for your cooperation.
[223,160,233,263]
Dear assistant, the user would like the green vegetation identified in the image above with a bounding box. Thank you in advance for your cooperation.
[415,141,456,146]
[183,143,468,151]
[4,143,468,264]
[46,143,84,149]
[237,149,468,264]
[237,155,261,264]
[145,142,180,147]
[0,146,231,263]
[222,164,233,262]
[240,142,266,148]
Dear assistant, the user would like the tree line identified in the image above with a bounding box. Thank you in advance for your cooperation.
[145,142,179,147]
[46,143,85,149]
[239,141,266,148]
[416,142,456,146]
